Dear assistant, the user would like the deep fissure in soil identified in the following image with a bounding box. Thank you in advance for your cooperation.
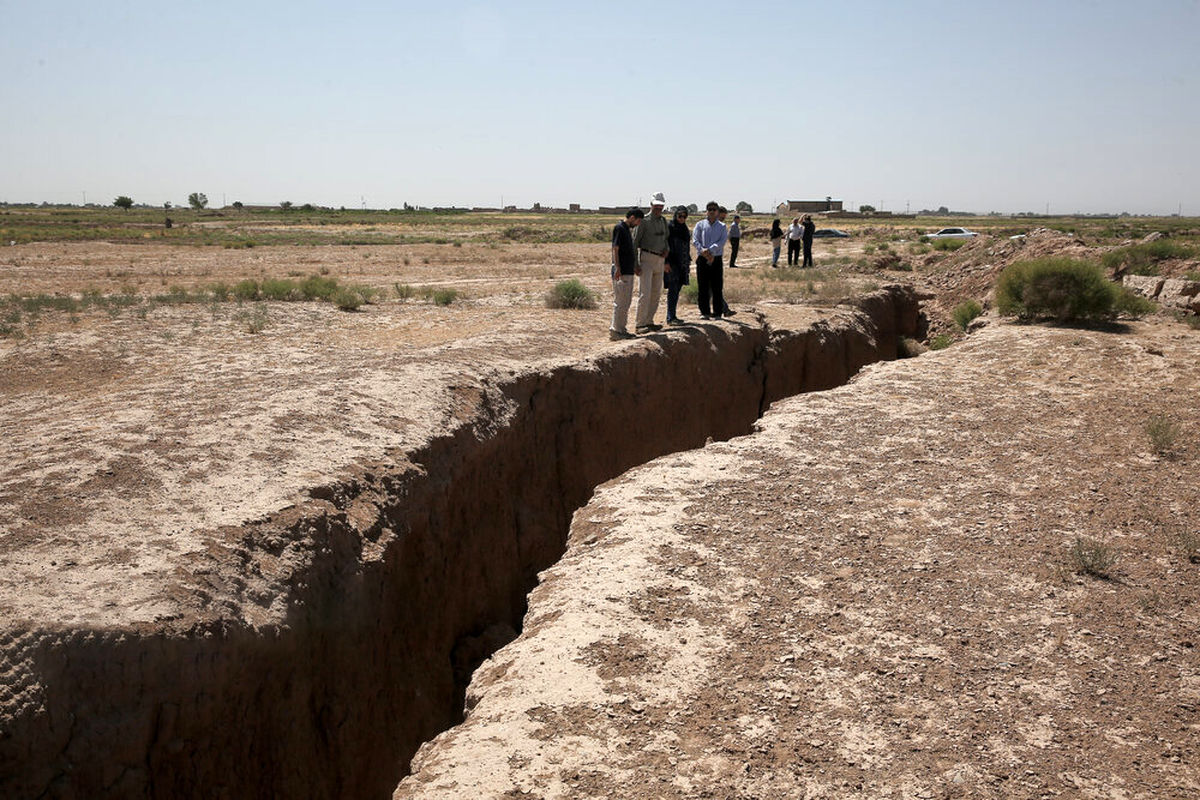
[0,287,923,799]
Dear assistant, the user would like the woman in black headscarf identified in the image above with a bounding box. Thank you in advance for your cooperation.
[664,206,692,324]
[769,218,784,267]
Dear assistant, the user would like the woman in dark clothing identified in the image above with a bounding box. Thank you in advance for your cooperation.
[801,214,816,267]
[665,206,692,324]
[769,218,784,267]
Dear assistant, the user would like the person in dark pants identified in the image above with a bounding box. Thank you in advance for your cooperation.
[715,207,736,316]
[801,214,816,267]
[787,217,803,266]
[728,214,741,269]
[664,206,692,324]
[691,201,728,320]
[609,208,644,340]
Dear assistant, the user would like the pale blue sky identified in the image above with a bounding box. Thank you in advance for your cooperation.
[3,0,1198,214]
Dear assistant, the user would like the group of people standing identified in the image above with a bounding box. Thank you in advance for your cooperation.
[610,195,739,340]
[769,214,816,267]
[609,195,816,340]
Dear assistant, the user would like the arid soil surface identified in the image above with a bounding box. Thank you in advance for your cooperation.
[400,319,1200,799]
[3,232,1199,797]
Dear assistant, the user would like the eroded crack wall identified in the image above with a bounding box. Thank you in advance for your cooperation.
[0,287,922,799]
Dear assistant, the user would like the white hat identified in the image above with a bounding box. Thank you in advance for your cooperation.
[649,191,666,206]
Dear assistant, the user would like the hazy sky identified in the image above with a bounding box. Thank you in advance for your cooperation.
[3,0,1198,215]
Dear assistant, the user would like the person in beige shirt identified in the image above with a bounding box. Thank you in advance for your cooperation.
[633,191,670,333]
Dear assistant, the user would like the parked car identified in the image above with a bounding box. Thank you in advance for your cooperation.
[811,228,850,238]
[926,227,978,239]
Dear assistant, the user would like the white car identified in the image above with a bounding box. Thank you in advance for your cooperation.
[926,227,979,239]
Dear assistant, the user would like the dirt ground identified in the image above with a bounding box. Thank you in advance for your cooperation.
[3,234,1199,797]
[400,318,1200,799]
[0,235,873,626]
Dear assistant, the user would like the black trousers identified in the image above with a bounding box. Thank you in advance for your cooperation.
[787,239,801,265]
[728,236,740,268]
[696,255,724,318]
[802,239,813,267]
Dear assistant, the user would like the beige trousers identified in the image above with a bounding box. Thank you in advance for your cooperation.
[635,251,665,328]
[610,273,635,333]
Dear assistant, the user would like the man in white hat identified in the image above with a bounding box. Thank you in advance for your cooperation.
[632,191,670,333]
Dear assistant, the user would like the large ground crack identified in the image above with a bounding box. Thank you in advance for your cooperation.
[1,287,923,799]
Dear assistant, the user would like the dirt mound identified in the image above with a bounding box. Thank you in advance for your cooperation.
[917,228,1095,335]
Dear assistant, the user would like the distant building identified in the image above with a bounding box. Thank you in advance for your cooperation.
[777,199,844,215]
[569,203,581,213]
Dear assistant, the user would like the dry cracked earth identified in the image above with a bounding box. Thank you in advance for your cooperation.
[2,236,1199,798]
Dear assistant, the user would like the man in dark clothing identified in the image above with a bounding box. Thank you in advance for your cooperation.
[692,201,728,320]
[801,214,816,267]
[728,214,741,269]
[610,208,644,340]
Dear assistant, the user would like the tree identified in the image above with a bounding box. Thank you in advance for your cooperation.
[280,200,293,211]
[113,196,133,211]
[859,204,876,213]
[188,192,208,210]
[231,201,244,210]
[163,201,172,210]
[735,200,753,213]
[687,203,699,214]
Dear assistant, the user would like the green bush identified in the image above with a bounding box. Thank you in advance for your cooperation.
[260,278,301,301]
[331,287,363,311]
[932,238,967,252]
[546,279,597,309]
[431,288,459,306]
[233,279,260,300]
[1101,240,1196,275]
[995,257,1119,323]
[1112,287,1156,318]
[953,299,984,331]
[300,274,340,300]
[393,283,415,300]
[928,333,953,350]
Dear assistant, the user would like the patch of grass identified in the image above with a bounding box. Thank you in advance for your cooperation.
[995,257,1119,323]
[1145,414,1180,458]
[238,306,269,333]
[1067,536,1118,580]
[351,284,379,304]
[1174,311,1200,330]
[1101,240,1197,275]
[931,238,967,252]
[233,279,260,300]
[300,274,339,301]
[953,299,984,331]
[393,283,415,300]
[1112,287,1156,318]
[682,284,700,304]
[928,333,953,350]
[430,287,459,306]
[545,278,597,309]
[331,287,364,311]
[259,278,301,301]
